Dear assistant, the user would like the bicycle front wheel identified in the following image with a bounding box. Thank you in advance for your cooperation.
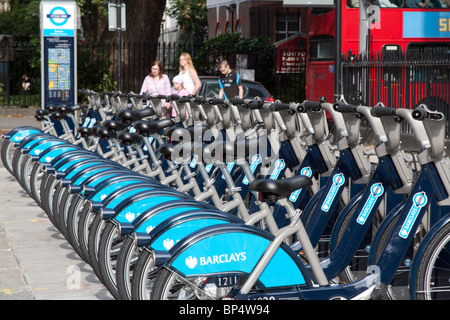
[414,222,450,300]
[151,268,234,300]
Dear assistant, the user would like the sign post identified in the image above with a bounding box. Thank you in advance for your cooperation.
[40,1,77,109]
[108,1,126,91]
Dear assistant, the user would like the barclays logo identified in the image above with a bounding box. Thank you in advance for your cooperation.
[185,252,247,270]
[399,192,428,239]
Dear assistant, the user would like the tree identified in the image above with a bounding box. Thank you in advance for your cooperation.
[167,0,207,46]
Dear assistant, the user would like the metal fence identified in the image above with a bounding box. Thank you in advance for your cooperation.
[342,45,450,138]
[0,40,307,108]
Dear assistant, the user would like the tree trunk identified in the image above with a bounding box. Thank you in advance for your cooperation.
[81,0,167,92]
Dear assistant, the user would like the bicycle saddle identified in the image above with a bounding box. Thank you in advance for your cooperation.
[51,111,67,120]
[59,105,82,114]
[94,126,115,139]
[117,131,142,145]
[35,109,50,117]
[250,175,312,202]
[77,127,93,137]
[158,143,175,160]
[102,120,128,132]
[133,121,153,137]
[117,108,155,122]
[46,105,58,112]
[149,119,176,132]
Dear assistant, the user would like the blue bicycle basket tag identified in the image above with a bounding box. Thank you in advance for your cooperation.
[321,173,345,212]
[242,154,262,185]
[356,182,384,225]
[270,159,285,180]
[289,166,313,202]
[399,192,428,239]
[221,162,235,179]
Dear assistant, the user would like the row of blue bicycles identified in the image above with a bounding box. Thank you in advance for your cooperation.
[1,88,449,300]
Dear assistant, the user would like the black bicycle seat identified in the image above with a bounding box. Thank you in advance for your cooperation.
[51,111,66,120]
[133,120,153,137]
[117,131,142,145]
[117,108,155,122]
[59,105,81,114]
[35,109,50,117]
[103,120,128,132]
[94,126,115,139]
[78,127,93,137]
[149,119,176,132]
[158,143,175,160]
[250,175,312,202]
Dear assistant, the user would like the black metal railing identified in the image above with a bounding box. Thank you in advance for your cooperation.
[0,40,307,108]
[342,45,450,138]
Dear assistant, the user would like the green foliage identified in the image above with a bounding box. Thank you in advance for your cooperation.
[167,0,208,45]
[202,33,276,79]
[0,0,40,43]
[77,41,115,93]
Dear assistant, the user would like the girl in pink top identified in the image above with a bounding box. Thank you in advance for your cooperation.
[171,75,190,118]
[140,60,171,116]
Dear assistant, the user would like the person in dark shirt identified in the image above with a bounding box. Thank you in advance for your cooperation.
[218,59,243,100]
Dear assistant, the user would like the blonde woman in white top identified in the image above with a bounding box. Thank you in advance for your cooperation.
[178,52,201,95]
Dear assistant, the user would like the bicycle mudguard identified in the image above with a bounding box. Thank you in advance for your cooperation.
[45,150,104,173]
[69,170,133,195]
[408,213,450,299]
[18,134,62,151]
[163,224,313,289]
[31,144,80,164]
[90,181,162,210]
[328,188,365,251]
[133,201,224,246]
[84,174,160,200]
[147,210,241,252]
[367,199,406,266]
[4,127,43,143]
[58,160,120,186]
[107,191,193,234]
[103,187,188,216]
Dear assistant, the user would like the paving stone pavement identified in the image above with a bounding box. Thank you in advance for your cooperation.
[0,111,113,300]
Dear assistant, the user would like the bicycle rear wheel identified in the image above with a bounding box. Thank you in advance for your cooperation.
[414,222,450,300]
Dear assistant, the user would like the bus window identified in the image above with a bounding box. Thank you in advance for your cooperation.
[309,36,335,60]
[381,44,403,81]
[348,0,402,8]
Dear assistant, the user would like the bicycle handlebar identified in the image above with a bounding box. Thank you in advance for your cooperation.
[333,101,358,113]
[370,104,398,118]
[412,104,444,121]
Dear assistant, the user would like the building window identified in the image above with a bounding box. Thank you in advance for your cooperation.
[275,13,300,42]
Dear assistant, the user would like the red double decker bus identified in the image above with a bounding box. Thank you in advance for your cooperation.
[306,1,450,112]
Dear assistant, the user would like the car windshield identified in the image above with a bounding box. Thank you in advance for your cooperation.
[200,78,269,99]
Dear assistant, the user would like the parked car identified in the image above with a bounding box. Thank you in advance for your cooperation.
[198,76,274,101]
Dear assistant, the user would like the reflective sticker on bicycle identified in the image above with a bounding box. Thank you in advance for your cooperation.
[356,182,384,225]
[399,191,428,239]
[190,156,197,168]
[222,162,235,179]
[205,163,213,172]
[321,173,345,212]
[270,159,285,180]
[243,154,262,185]
[289,166,313,202]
